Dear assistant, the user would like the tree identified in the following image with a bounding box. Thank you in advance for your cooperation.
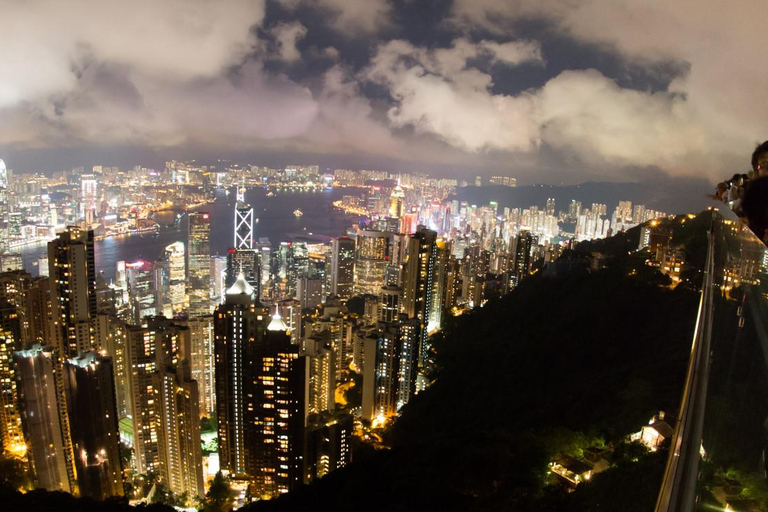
[202,471,232,512]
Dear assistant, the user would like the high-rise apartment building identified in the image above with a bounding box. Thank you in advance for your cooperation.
[0,299,25,458]
[330,236,355,300]
[401,227,438,368]
[63,352,124,500]
[14,345,77,494]
[48,227,97,356]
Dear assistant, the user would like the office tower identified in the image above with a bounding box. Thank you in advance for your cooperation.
[155,242,187,317]
[297,276,323,310]
[330,236,355,300]
[211,256,227,302]
[188,212,212,316]
[278,298,302,345]
[401,227,438,368]
[81,174,98,221]
[355,230,392,296]
[379,286,400,323]
[63,353,123,500]
[389,183,405,219]
[125,260,156,324]
[215,275,263,478]
[181,315,215,418]
[0,299,25,458]
[49,227,96,356]
[14,345,77,494]
[226,248,260,298]
[235,202,254,249]
[252,311,307,498]
[156,361,204,498]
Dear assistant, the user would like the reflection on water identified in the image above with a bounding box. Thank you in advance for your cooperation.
[20,187,363,281]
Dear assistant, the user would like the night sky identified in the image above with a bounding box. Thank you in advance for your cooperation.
[1,0,765,185]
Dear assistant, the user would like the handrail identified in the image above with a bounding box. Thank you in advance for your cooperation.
[655,221,716,512]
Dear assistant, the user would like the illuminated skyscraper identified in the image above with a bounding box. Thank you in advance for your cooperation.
[235,202,254,249]
[0,299,25,458]
[188,212,212,316]
[355,230,391,296]
[14,345,77,494]
[330,236,355,300]
[81,174,98,222]
[155,242,187,317]
[125,260,156,323]
[252,310,307,498]
[401,227,438,368]
[389,183,405,219]
[48,227,97,357]
[215,274,263,478]
[181,315,215,418]
[126,317,202,496]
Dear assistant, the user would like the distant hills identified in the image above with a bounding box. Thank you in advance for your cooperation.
[454,180,713,214]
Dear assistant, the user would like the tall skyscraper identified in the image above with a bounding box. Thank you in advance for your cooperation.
[252,311,307,498]
[225,248,261,299]
[63,353,124,500]
[182,315,215,418]
[215,274,263,478]
[188,212,212,316]
[355,230,391,296]
[80,174,98,222]
[0,299,25,458]
[155,242,187,317]
[235,202,254,249]
[124,260,156,324]
[401,227,438,368]
[330,236,355,300]
[126,317,203,497]
[48,227,97,357]
[14,345,77,494]
[389,183,405,219]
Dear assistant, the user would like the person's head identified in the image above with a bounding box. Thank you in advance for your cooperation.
[742,176,768,242]
[751,141,768,176]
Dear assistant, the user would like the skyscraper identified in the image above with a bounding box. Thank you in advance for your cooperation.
[0,299,25,458]
[48,227,97,357]
[188,212,212,316]
[355,230,391,296]
[215,274,263,478]
[330,236,355,300]
[401,227,438,368]
[155,242,187,317]
[252,311,307,498]
[63,353,124,500]
[235,202,254,249]
[14,345,77,494]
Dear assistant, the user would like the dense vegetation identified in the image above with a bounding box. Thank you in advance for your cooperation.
[249,233,700,511]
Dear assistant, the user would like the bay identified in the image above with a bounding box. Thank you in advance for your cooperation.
[20,186,364,281]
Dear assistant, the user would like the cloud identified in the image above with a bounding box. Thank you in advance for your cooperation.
[270,21,308,62]
[363,39,541,152]
[0,0,266,108]
[450,0,768,174]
